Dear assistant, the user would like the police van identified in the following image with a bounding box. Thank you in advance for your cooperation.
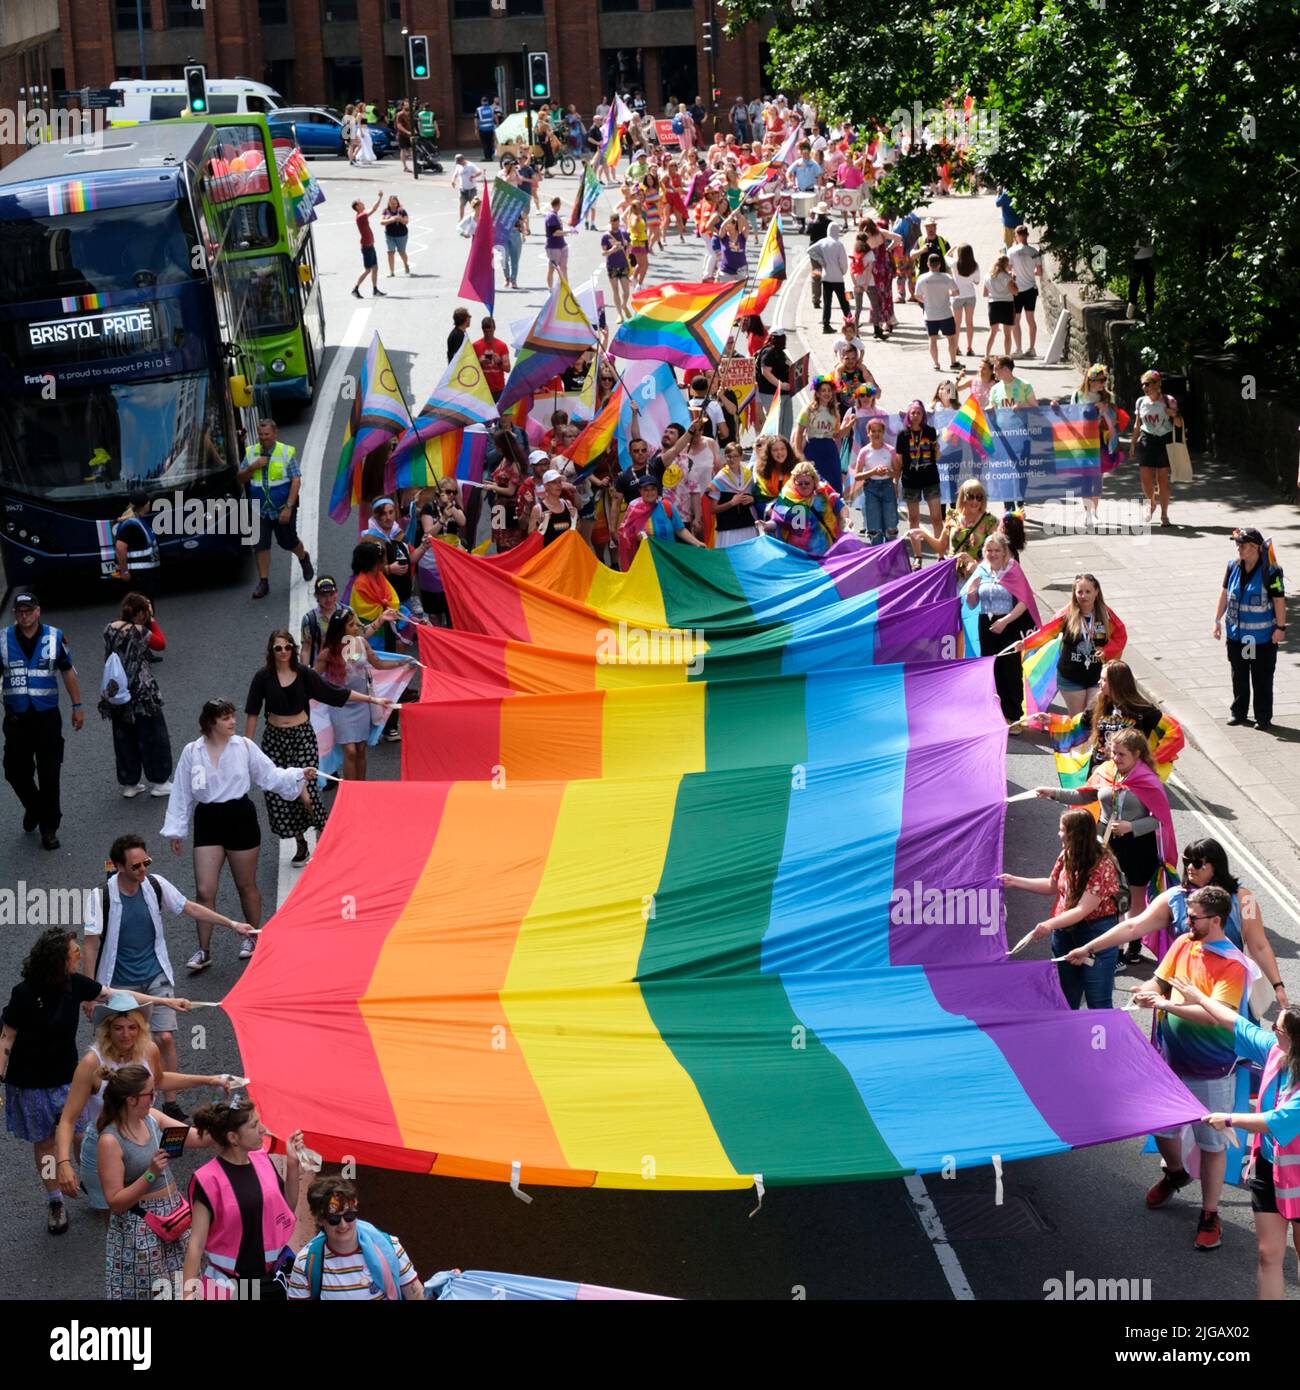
[109,78,285,123]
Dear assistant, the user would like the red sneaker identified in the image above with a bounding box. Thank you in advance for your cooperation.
[1194,1210,1222,1251]
[1145,1168,1192,1208]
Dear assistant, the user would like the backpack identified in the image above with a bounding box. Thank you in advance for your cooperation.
[671,113,684,135]
[303,1221,402,1300]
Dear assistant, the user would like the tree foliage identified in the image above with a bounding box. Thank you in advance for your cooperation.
[723,0,1300,362]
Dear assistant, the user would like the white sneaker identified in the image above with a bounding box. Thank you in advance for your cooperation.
[1022,348,1037,359]
[238,939,255,961]
[149,782,173,797]
[186,949,212,973]
[121,782,147,798]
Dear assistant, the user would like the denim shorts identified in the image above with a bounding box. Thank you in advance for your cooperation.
[1154,1072,1236,1152]
[384,234,407,253]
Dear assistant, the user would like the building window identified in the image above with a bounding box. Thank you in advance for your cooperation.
[601,0,638,11]
[325,56,364,107]
[453,0,543,13]
[602,47,642,97]
[259,0,289,23]
[387,0,402,17]
[655,0,693,8]
[457,56,502,115]
[116,0,152,29]
[659,46,699,108]
[164,0,204,27]
[322,0,359,20]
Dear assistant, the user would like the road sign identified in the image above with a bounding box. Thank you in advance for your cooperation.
[53,88,124,108]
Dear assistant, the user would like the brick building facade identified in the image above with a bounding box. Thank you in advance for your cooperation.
[10,0,771,157]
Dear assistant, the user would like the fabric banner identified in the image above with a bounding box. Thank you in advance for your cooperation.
[853,404,1103,503]
[489,176,531,246]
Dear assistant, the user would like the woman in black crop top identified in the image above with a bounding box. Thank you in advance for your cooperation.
[244,628,392,868]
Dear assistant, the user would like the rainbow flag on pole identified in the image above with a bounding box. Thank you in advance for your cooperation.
[496,277,595,414]
[563,387,622,478]
[610,280,747,371]
[942,394,994,459]
[569,161,602,228]
[389,338,500,474]
[328,336,374,522]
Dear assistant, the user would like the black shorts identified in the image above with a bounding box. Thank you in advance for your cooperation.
[1013,287,1039,313]
[1249,1155,1300,1220]
[256,510,300,552]
[988,300,1014,325]
[398,135,412,149]
[361,244,378,269]
[926,316,956,337]
[193,795,261,851]
[1136,433,1170,469]
[578,498,596,520]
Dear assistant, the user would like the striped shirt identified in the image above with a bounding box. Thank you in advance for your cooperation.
[285,1234,420,1300]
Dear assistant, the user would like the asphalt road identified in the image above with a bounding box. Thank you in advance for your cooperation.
[2,152,1297,1303]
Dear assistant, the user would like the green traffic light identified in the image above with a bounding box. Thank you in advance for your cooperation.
[193,98,206,111]
[533,83,545,96]
[415,65,427,76]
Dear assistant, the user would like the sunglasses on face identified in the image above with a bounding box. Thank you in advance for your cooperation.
[272,644,294,653]
[325,1208,359,1226]
[1183,857,1207,870]
[1186,914,1213,925]
[127,858,153,871]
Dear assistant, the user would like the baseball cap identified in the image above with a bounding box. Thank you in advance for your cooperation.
[1233,527,1265,547]
[314,576,338,595]
[12,590,38,608]
[542,469,563,484]
[528,449,550,466]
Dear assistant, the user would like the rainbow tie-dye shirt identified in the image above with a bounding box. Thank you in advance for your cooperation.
[1155,936,1249,1079]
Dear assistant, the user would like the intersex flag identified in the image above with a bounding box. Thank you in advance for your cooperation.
[610,280,747,371]
[489,176,531,246]
[496,277,595,414]
[569,161,602,228]
[388,339,499,473]
[328,334,374,522]
[942,394,994,459]
[458,176,495,313]
[563,387,622,478]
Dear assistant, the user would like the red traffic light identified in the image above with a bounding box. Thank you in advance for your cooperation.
[516,98,525,110]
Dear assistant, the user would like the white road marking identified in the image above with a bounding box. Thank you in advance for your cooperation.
[1171,771,1300,927]
[276,304,370,912]
[903,1175,975,1300]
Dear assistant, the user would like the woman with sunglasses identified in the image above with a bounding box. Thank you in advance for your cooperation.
[98,1063,212,1300]
[763,461,844,557]
[245,631,379,869]
[184,1095,307,1300]
[163,699,320,972]
[287,1175,424,1300]
[1064,838,1287,998]
[414,482,466,626]
[909,477,999,577]
[317,609,410,782]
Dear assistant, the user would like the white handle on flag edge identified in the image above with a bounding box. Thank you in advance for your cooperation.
[748,1172,765,1218]
[510,1158,533,1204]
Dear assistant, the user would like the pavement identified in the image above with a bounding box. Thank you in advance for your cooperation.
[778,188,1300,878]
[1,159,1297,1303]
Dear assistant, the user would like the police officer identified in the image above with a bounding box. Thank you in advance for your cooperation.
[113,489,161,603]
[1215,527,1286,731]
[475,94,497,163]
[238,418,314,601]
[0,590,83,850]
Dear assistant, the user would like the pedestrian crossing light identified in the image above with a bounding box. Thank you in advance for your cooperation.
[184,64,208,115]
[527,52,550,101]
[407,34,430,80]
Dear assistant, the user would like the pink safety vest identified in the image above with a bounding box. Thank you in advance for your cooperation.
[193,1147,296,1298]
[1250,1045,1300,1219]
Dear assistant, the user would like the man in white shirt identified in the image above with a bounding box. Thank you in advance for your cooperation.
[451,154,481,214]
[914,253,962,371]
[1007,224,1043,358]
[83,832,253,1112]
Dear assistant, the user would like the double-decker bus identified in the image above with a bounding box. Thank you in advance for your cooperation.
[0,117,322,584]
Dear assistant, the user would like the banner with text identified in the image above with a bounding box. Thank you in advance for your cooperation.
[489,176,532,247]
[852,403,1102,503]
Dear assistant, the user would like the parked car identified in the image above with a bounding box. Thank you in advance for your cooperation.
[268,107,391,158]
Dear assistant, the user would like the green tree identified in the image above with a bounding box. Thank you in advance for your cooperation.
[725,0,1300,361]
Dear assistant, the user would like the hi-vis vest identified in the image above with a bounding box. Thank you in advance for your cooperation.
[476,103,495,131]
[1251,1045,1300,1218]
[117,515,160,571]
[0,624,63,713]
[243,440,297,511]
[1224,561,1276,644]
[192,1148,295,1297]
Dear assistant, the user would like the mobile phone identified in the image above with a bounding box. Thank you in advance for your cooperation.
[159,1125,190,1158]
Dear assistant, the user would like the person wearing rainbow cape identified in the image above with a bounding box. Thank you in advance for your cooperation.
[762,461,843,558]
[616,475,704,570]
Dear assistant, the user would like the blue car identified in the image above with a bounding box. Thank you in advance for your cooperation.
[268,107,391,159]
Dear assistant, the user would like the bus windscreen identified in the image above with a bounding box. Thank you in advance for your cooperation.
[0,202,201,307]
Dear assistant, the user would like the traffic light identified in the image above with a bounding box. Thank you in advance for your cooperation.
[184,64,207,115]
[527,51,550,101]
[407,34,430,80]
[702,20,713,55]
